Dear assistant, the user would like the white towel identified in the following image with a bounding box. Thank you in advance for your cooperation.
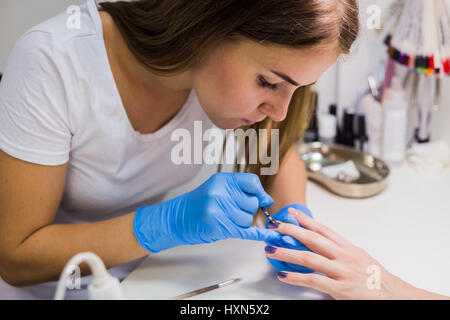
[406,140,450,174]
[321,160,361,182]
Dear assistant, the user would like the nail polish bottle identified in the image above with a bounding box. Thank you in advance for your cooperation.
[354,115,369,152]
[340,108,355,147]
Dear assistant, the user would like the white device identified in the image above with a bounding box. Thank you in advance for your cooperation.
[54,252,124,300]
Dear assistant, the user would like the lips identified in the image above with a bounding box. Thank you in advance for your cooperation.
[242,119,256,125]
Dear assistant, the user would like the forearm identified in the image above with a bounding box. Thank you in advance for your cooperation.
[266,146,307,214]
[389,273,450,300]
[4,211,149,286]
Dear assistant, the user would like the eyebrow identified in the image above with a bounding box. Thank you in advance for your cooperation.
[270,70,317,87]
[271,70,300,86]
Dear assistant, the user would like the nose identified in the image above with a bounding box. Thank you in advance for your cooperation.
[260,94,291,122]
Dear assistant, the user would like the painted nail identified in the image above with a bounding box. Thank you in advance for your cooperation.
[288,208,300,215]
[277,271,288,278]
[268,221,280,229]
[264,245,277,254]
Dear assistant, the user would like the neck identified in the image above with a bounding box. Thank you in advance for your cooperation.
[100,11,194,96]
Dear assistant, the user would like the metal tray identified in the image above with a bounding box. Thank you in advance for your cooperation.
[295,142,390,198]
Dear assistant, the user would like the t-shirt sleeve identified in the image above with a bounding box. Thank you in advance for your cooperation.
[0,31,72,165]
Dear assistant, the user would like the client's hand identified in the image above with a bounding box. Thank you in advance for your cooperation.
[265,203,315,273]
[264,207,423,300]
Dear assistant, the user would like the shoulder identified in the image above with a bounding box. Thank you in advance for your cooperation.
[11,1,101,64]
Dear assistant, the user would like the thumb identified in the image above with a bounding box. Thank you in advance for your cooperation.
[233,173,273,208]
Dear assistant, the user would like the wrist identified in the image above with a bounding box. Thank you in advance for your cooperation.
[133,203,181,254]
[382,269,421,300]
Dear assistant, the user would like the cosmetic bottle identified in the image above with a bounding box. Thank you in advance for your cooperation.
[361,93,383,157]
[382,76,409,164]
[304,94,319,143]
[318,113,337,145]
[340,108,355,147]
[354,115,369,152]
[328,104,341,143]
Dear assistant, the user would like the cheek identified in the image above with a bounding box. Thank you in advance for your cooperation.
[198,53,262,118]
[220,80,258,115]
[218,66,263,116]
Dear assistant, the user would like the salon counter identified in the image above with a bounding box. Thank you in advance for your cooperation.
[120,162,450,299]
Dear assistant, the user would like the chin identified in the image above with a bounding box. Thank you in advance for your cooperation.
[211,118,243,130]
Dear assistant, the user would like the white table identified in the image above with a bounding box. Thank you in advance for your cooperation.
[121,163,450,299]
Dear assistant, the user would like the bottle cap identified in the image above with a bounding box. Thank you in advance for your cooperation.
[328,104,337,116]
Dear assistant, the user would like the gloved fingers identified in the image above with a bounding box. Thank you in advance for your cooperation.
[236,226,283,242]
[281,235,311,250]
[266,257,315,274]
[266,233,311,252]
[265,203,313,229]
[230,193,260,215]
[265,212,299,229]
[265,246,338,277]
[232,173,273,208]
[225,207,254,228]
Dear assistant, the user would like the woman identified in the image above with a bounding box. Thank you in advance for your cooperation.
[0,0,356,299]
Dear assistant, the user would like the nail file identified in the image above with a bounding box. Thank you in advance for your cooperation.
[173,278,241,300]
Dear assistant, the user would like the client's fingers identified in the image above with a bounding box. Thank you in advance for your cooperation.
[276,271,338,296]
[270,220,341,259]
[288,208,349,247]
[265,246,345,279]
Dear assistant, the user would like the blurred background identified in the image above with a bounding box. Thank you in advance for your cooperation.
[1,0,449,147]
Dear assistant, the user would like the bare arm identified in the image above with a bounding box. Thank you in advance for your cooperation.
[266,146,308,214]
[0,150,148,287]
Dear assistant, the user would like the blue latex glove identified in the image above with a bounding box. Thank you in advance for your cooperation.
[133,172,283,253]
[265,203,315,273]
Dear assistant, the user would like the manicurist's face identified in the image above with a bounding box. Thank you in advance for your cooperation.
[192,37,340,129]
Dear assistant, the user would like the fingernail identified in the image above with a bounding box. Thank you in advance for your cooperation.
[277,271,288,278]
[264,245,277,254]
[268,221,280,229]
[288,208,300,216]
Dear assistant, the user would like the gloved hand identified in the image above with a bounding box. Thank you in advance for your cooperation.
[133,172,283,253]
[265,203,315,273]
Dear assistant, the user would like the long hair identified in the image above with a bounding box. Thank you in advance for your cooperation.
[99,0,360,211]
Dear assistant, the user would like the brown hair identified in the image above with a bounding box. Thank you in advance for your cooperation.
[99,0,359,206]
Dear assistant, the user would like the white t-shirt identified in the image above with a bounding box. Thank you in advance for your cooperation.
[0,0,214,299]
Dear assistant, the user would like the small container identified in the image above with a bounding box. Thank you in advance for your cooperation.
[382,76,409,165]
[318,114,337,145]
[361,93,383,157]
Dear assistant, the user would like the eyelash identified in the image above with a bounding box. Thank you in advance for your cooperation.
[258,75,278,90]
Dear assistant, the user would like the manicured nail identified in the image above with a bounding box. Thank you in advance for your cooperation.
[268,221,280,229]
[264,245,277,254]
[288,208,300,216]
[277,271,288,278]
